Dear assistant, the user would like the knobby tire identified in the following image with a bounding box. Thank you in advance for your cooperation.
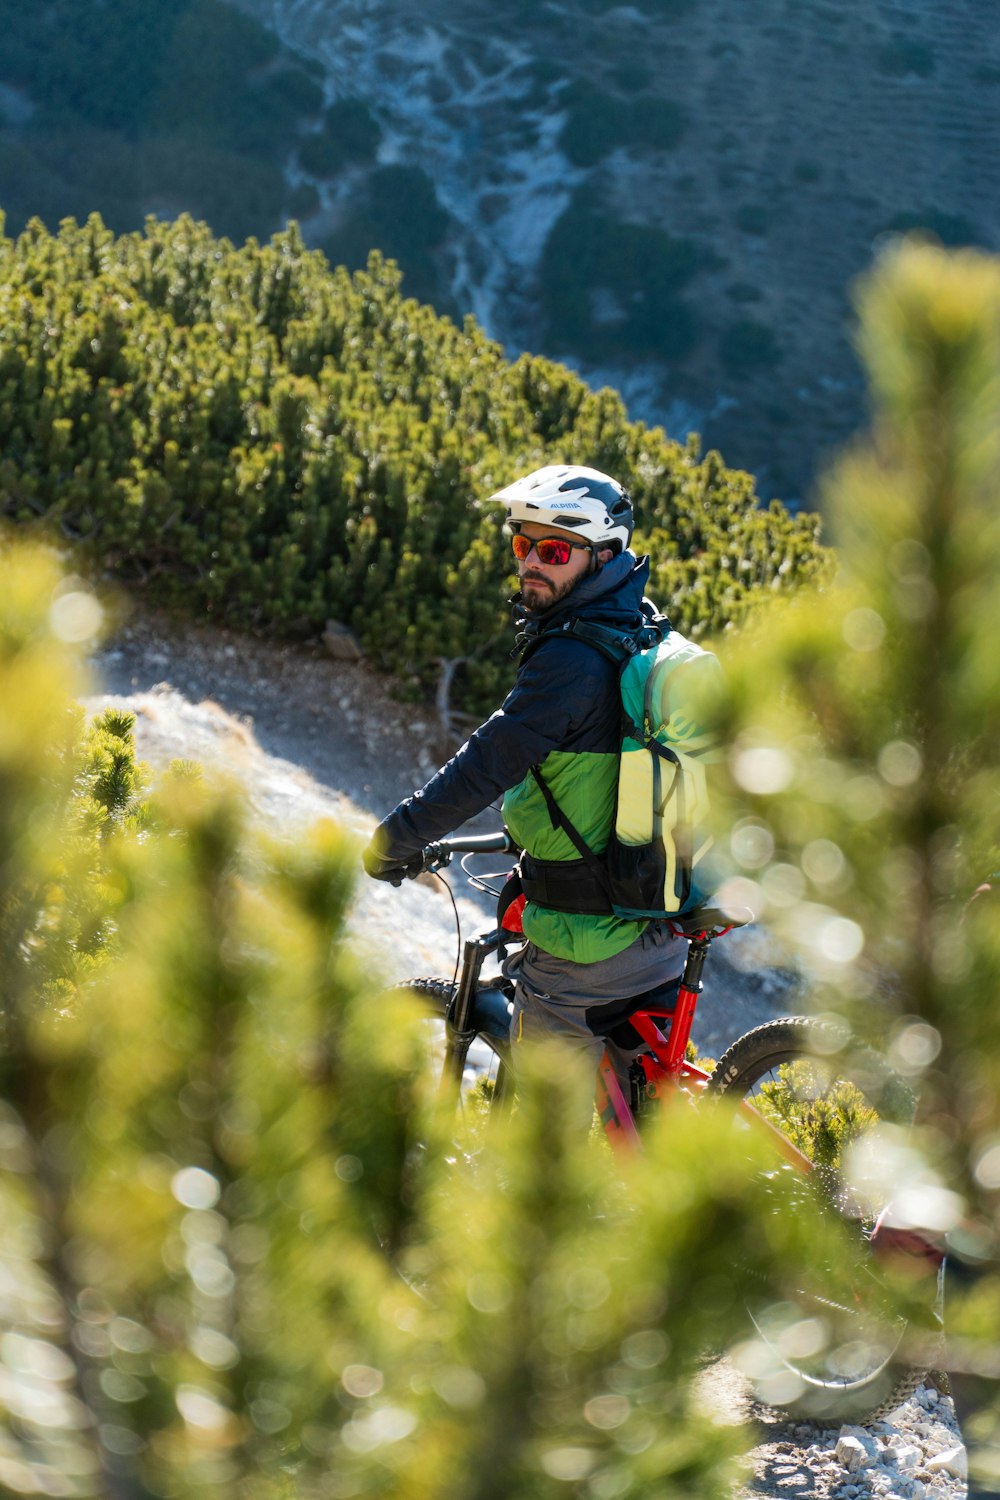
[392,976,513,1121]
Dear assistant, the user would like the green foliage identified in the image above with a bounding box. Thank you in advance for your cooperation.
[750,1066,880,1170]
[0,212,826,714]
[285,181,320,223]
[0,541,862,1496]
[145,6,302,158]
[0,547,144,1094]
[640,437,830,639]
[259,66,325,119]
[715,240,1000,1482]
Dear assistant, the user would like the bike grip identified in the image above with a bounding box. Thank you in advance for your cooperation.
[450,831,518,854]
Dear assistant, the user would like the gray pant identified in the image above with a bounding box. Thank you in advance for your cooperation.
[503,922,687,1095]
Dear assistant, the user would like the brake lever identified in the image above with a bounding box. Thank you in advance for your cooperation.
[419,843,453,876]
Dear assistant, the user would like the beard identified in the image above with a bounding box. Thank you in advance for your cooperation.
[519,571,580,614]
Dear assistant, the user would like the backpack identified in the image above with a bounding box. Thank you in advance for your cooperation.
[525,614,723,920]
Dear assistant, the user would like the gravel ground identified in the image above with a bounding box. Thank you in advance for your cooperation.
[84,607,969,1495]
[696,1361,966,1499]
[743,1389,967,1499]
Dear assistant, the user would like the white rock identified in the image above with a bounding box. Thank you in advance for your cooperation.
[893,1444,921,1472]
[926,1445,968,1480]
[836,1435,870,1472]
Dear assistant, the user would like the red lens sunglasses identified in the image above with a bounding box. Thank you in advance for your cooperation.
[510,532,591,566]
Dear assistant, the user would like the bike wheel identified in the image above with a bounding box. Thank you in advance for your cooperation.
[708,1016,934,1422]
[392,977,513,1125]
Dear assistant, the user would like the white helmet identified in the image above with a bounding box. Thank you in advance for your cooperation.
[488,465,634,555]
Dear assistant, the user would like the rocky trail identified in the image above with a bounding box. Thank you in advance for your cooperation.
[85,606,968,1497]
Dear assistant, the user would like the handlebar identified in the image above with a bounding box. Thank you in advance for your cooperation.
[401,839,754,937]
[419,829,518,874]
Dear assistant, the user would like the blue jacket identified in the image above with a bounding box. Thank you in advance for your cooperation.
[373,552,659,961]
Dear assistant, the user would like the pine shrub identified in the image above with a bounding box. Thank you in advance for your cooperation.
[0,212,827,711]
[0,539,853,1497]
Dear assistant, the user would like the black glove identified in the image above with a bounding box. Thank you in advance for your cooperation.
[362,840,423,886]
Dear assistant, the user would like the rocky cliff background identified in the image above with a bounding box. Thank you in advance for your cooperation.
[1,0,997,504]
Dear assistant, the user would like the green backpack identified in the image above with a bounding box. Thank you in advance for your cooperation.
[529,615,724,919]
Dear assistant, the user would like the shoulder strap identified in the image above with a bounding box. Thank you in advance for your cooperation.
[515,609,669,667]
[529,764,616,903]
[524,611,673,893]
[555,618,644,664]
[522,605,680,908]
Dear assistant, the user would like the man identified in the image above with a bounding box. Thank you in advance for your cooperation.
[363,464,690,1082]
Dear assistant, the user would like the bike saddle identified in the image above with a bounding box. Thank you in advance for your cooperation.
[668,902,754,936]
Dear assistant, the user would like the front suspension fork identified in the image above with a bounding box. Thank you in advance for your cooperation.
[440,931,497,1093]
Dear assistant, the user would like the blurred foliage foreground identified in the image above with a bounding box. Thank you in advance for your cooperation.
[1,237,999,1498]
[716,240,1000,1481]
[0,548,849,1499]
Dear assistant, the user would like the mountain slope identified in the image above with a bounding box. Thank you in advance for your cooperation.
[229,0,1000,500]
[1,0,996,502]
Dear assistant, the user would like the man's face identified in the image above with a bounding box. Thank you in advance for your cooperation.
[515,522,598,614]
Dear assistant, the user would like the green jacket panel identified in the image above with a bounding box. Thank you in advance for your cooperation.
[503,749,648,962]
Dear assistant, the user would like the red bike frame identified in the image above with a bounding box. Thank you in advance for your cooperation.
[593,913,815,1174]
[424,832,814,1173]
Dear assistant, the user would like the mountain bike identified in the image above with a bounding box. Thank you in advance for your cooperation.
[392,829,941,1423]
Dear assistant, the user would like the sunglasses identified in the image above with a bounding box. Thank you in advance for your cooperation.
[510,532,592,566]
